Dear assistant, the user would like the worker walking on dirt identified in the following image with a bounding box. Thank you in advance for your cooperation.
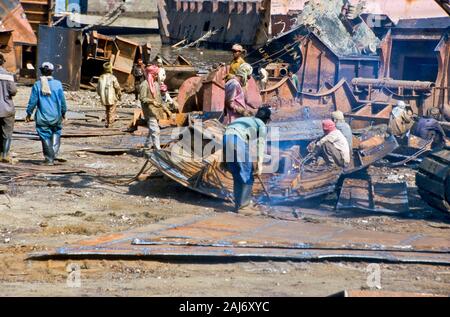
[139,65,167,150]
[331,110,353,153]
[223,106,271,212]
[308,119,350,168]
[97,62,122,128]
[26,62,67,165]
[388,100,415,138]
[225,44,246,82]
[132,58,146,103]
[224,63,255,124]
[0,53,17,164]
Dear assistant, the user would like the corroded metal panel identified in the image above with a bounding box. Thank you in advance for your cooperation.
[30,213,450,264]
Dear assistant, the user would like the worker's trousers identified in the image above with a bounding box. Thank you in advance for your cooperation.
[223,134,254,211]
[318,141,345,168]
[104,103,117,127]
[145,117,160,150]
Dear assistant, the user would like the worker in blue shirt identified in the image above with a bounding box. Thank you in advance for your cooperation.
[26,62,67,165]
[223,106,272,212]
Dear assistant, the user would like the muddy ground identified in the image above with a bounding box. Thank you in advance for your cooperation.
[0,86,449,297]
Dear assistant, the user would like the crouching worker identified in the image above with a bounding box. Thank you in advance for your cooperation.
[223,106,271,212]
[308,119,350,168]
[26,62,67,165]
[412,108,446,149]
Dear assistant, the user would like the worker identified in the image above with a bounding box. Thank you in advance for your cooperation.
[97,62,122,128]
[132,58,146,103]
[223,106,272,212]
[156,57,166,84]
[0,53,17,164]
[308,119,350,168]
[331,110,353,153]
[26,62,67,165]
[225,44,246,82]
[258,67,269,91]
[160,84,178,114]
[388,100,415,138]
[412,108,446,149]
[139,64,168,150]
[288,68,299,92]
[224,63,255,124]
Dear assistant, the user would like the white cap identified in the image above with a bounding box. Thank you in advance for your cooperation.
[41,62,54,70]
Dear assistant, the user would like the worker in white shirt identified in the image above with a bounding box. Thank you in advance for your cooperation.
[308,119,350,168]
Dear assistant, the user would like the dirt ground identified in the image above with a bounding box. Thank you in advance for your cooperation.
[0,86,449,297]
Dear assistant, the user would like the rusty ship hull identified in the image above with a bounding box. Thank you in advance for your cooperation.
[157,0,300,49]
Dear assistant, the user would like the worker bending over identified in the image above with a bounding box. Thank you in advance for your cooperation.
[223,106,272,212]
[412,108,446,149]
[389,100,415,138]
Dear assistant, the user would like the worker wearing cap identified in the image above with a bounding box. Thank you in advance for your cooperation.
[223,106,272,212]
[0,53,17,164]
[97,62,122,128]
[388,100,415,138]
[225,44,246,82]
[139,64,165,150]
[26,62,67,165]
[224,63,255,124]
[331,110,353,153]
[309,119,350,168]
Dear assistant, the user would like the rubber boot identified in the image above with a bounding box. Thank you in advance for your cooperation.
[240,183,253,208]
[52,134,66,162]
[41,138,55,165]
[233,180,243,212]
[1,138,13,164]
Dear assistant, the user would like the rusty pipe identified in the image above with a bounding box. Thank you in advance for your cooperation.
[352,78,435,91]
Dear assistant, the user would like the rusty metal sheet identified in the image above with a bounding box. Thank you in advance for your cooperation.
[330,290,446,297]
[0,29,16,73]
[37,26,83,91]
[0,162,88,175]
[30,213,450,264]
[337,178,409,214]
[13,126,127,138]
[0,0,36,45]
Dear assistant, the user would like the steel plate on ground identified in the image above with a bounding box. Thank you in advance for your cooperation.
[30,213,450,264]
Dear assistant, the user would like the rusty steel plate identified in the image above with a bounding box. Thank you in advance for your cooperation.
[337,178,410,214]
[30,213,450,264]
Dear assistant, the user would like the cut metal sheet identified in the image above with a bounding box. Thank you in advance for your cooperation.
[330,290,446,297]
[30,213,450,264]
[13,126,127,138]
[37,26,83,91]
[336,178,410,214]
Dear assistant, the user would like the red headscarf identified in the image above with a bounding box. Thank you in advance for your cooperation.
[146,65,159,96]
[160,84,168,93]
[322,119,336,134]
